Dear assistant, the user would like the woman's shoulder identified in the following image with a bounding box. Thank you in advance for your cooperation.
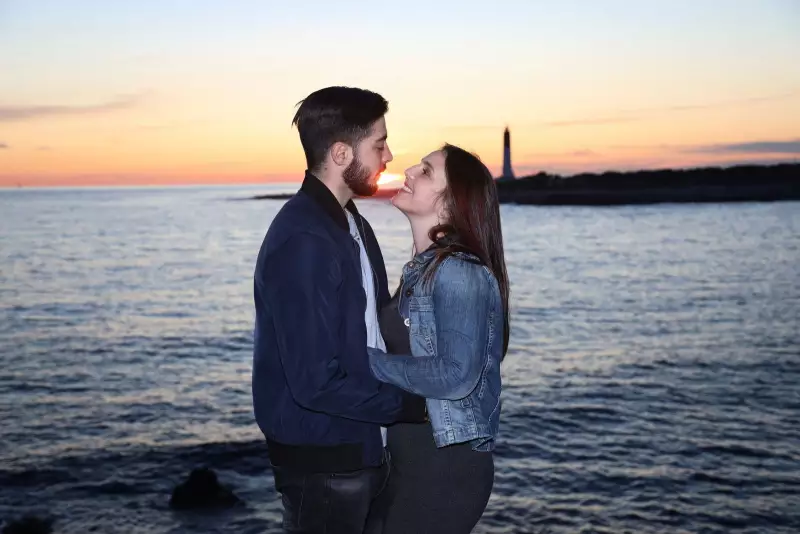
[432,253,498,293]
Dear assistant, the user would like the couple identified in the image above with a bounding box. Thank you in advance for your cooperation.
[252,86,510,534]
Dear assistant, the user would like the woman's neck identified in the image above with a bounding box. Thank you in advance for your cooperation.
[409,215,436,257]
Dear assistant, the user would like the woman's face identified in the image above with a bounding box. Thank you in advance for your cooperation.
[391,150,448,219]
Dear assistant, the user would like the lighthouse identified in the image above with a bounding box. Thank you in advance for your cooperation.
[500,126,514,180]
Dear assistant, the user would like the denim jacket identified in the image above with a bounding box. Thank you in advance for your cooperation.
[368,248,504,452]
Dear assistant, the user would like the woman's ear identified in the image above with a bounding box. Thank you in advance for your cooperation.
[435,192,448,224]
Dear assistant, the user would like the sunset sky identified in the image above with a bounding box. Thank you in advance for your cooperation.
[1,0,799,187]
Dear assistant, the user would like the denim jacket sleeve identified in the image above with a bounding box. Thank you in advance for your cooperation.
[262,232,422,424]
[369,256,495,400]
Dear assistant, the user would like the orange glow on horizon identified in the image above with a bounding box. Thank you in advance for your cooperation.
[377,173,403,187]
[1,2,798,188]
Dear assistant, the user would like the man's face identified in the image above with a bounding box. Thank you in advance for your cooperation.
[343,117,393,197]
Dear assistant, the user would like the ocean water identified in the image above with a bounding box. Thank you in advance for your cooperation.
[1,186,798,534]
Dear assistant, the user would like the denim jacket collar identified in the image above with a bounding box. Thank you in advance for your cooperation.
[402,239,481,280]
[401,245,437,280]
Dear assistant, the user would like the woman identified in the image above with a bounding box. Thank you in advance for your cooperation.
[368,143,510,534]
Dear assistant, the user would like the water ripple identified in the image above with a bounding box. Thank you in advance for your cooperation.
[1,189,798,533]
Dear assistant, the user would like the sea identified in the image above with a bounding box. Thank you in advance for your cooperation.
[1,185,798,534]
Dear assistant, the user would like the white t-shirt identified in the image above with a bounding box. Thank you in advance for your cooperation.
[346,210,388,446]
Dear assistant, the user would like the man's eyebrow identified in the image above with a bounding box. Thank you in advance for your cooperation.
[375,134,387,142]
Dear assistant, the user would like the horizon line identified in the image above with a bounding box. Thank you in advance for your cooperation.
[3,159,798,190]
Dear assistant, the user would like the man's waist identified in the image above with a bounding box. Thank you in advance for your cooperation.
[266,437,385,473]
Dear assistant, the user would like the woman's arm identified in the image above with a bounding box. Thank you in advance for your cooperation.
[369,257,497,400]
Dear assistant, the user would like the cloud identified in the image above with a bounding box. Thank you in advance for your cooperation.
[701,156,799,167]
[0,94,143,122]
[538,90,799,129]
[439,124,499,132]
[37,146,53,151]
[508,153,798,178]
[443,88,800,133]
[570,149,597,157]
[522,149,600,160]
[544,116,636,128]
[441,118,635,132]
[660,89,800,113]
[0,142,8,149]
[685,139,800,155]
[133,119,204,132]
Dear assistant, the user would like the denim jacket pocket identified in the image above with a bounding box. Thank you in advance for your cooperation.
[408,296,437,356]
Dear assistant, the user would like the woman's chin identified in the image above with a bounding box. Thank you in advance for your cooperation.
[390,192,410,212]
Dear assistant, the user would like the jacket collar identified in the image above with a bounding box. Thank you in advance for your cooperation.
[403,237,480,276]
[403,244,438,277]
[412,234,458,266]
[415,246,438,265]
[299,170,359,231]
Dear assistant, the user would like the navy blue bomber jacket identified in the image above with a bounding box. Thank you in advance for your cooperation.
[252,172,426,473]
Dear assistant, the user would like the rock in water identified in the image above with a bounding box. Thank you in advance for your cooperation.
[2,515,54,534]
[169,467,241,510]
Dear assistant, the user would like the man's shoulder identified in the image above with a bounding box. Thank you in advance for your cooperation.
[257,226,343,284]
[268,193,332,239]
[272,191,314,222]
[257,193,342,268]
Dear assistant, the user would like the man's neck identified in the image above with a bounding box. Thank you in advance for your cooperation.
[316,172,353,207]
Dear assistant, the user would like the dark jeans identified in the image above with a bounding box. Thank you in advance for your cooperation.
[272,450,391,534]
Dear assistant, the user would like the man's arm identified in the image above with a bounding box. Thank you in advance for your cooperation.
[368,258,494,400]
[260,232,424,424]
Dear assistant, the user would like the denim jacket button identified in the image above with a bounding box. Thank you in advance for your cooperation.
[406,261,414,268]
[405,289,412,297]
[403,318,410,327]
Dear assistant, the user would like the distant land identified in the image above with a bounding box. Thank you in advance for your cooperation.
[249,162,800,205]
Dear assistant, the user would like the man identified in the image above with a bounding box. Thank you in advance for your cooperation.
[252,86,426,534]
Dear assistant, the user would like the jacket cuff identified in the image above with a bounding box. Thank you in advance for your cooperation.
[397,393,427,423]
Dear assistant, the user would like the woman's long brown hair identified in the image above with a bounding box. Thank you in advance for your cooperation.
[425,143,510,358]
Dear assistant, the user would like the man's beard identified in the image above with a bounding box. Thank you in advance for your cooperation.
[343,155,380,197]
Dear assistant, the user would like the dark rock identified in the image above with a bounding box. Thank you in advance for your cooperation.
[2,515,54,534]
[169,467,241,510]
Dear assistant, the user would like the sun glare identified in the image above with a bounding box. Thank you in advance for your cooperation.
[377,173,402,187]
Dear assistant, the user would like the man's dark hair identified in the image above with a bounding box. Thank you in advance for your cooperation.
[291,86,388,173]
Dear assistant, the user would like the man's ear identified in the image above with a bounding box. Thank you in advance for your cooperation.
[330,141,352,167]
